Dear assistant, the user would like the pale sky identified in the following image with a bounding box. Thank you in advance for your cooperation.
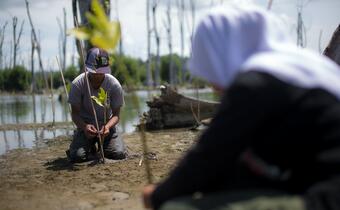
[0,0,339,69]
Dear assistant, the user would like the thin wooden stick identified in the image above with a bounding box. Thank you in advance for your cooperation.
[190,102,201,125]
[50,70,55,126]
[138,156,143,166]
[139,118,153,184]
[56,56,73,122]
[56,56,69,99]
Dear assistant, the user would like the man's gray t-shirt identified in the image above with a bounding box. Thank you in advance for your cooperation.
[68,73,124,127]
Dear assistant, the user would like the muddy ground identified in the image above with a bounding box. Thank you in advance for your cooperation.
[0,128,199,210]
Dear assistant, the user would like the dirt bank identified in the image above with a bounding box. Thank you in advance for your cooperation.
[0,128,199,210]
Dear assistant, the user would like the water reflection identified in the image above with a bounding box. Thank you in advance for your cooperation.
[0,129,71,155]
[0,89,217,155]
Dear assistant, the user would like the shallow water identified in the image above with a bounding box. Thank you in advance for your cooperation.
[0,129,72,155]
[0,88,218,155]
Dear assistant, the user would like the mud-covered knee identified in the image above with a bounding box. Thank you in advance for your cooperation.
[70,148,87,162]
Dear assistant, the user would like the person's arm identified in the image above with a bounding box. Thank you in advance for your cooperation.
[146,72,291,209]
[100,107,120,137]
[71,104,97,138]
[70,104,86,130]
[68,77,98,138]
[100,81,124,137]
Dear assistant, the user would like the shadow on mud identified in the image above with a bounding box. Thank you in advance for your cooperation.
[44,157,78,171]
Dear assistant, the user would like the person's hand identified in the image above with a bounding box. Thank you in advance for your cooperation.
[84,124,97,139]
[99,125,110,138]
[142,184,156,209]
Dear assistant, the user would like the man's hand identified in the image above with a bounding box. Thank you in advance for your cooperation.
[99,125,110,138]
[142,184,156,209]
[84,124,98,139]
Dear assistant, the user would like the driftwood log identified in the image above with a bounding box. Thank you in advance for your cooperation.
[324,24,340,65]
[142,85,219,130]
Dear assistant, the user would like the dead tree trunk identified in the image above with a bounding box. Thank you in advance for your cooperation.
[164,3,174,86]
[25,0,49,91]
[114,0,123,55]
[56,8,67,71]
[72,0,83,68]
[9,41,13,68]
[30,29,36,93]
[146,0,153,87]
[190,0,196,43]
[12,17,24,68]
[324,24,340,66]
[152,0,161,87]
[177,0,185,84]
[77,0,92,51]
[0,22,8,69]
[185,0,196,81]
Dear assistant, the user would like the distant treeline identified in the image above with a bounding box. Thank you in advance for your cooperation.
[0,54,196,92]
[0,65,78,92]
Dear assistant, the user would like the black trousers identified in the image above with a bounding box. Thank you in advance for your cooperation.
[68,128,126,162]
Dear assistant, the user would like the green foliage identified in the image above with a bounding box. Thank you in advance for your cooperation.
[66,82,71,93]
[0,64,79,92]
[111,55,146,87]
[33,72,47,90]
[0,71,4,90]
[64,65,79,82]
[0,66,31,91]
[159,54,184,83]
[69,0,120,52]
[52,65,79,89]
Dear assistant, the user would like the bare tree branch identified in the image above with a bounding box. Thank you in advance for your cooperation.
[152,0,161,86]
[146,0,153,87]
[30,29,36,92]
[12,17,25,68]
[114,0,123,55]
[72,0,83,69]
[25,0,49,91]
[164,2,174,86]
[57,8,67,71]
[318,30,323,54]
[177,0,185,84]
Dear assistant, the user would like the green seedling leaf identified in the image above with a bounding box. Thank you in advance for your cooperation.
[91,87,108,107]
[68,0,121,52]
[68,27,91,40]
[66,82,71,93]
[91,96,104,107]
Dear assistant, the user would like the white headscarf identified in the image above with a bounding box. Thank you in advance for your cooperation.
[188,5,340,99]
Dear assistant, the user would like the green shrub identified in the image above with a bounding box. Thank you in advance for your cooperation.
[1,66,31,91]
[160,54,183,83]
[64,65,79,83]
[0,71,4,90]
[111,55,146,87]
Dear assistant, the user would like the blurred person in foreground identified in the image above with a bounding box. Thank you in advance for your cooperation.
[142,4,340,210]
[66,47,126,162]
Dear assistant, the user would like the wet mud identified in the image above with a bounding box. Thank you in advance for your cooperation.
[0,128,198,210]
